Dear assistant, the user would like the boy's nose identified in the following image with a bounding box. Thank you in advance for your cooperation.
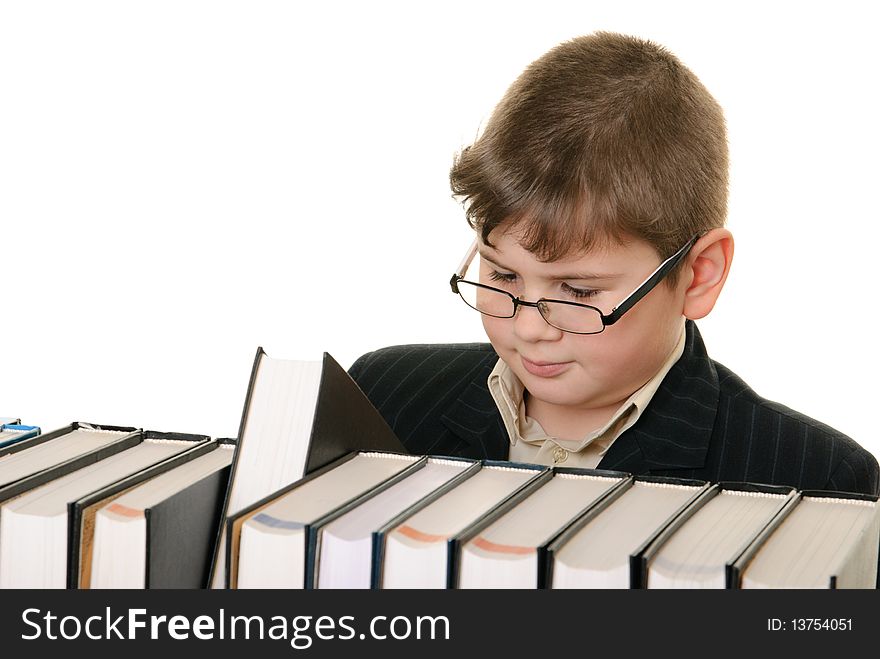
[512,300,563,343]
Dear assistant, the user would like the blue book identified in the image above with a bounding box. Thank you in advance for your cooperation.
[0,423,41,450]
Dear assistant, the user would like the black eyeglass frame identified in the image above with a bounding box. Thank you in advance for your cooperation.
[449,233,701,335]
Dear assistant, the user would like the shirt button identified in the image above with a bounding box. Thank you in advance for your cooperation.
[552,447,568,464]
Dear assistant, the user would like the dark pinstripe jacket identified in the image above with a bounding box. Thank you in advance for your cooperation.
[349,321,879,496]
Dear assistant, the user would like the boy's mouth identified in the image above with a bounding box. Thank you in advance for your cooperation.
[520,356,572,378]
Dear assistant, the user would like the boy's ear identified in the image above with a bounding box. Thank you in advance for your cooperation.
[682,228,734,320]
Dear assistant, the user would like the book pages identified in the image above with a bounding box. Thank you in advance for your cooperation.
[210,357,323,588]
[382,465,538,589]
[318,458,471,589]
[741,496,880,589]
[647,489,789,589]
[104,444,234,511]
[553,480,703,588]
[0,428,130,487]
[236,453,418,588]
[458,473,624,588]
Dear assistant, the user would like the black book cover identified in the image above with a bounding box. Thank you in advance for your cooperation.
[146,438,236,588]
[68,431,213,588]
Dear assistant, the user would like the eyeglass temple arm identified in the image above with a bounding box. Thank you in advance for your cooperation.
[450,238,479,292]
[602,235,699,326]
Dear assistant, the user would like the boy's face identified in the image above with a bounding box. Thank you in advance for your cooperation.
[478,229,687,417]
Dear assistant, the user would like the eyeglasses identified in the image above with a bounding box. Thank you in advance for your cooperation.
[449,234,700,335]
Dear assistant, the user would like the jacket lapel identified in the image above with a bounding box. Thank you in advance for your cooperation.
[597,321,719,473]
[439,352,510,460]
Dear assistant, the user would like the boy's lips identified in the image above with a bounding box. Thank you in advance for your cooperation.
[520,356,572,378]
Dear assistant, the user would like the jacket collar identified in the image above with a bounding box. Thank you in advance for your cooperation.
[439,320,719,470]
[596,320,719,472]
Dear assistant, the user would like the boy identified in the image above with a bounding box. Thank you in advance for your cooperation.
[349,32,878,496]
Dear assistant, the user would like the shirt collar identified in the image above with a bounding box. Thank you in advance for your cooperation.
[487,324,687,455]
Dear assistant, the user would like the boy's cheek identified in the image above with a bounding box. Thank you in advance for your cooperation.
[481,316,509,348]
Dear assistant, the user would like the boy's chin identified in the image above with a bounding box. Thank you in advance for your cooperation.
[521,376,597,408]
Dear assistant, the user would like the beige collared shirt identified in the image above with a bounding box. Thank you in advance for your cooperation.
[488,325,686,469]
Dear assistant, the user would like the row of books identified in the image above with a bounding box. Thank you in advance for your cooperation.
[4,416,876,589]
[5,346,879,589]
[222,449,880,589]
[0,420,234,588]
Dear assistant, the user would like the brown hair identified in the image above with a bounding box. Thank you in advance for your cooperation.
[450,32,728,281]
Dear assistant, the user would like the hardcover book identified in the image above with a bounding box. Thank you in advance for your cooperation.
[457,467,630,589]
[548,475,709,589]
[227,451,422,589]
[640,481,797,589]
[0,423,40,450]
[209,349,407,588]
[736,490,880,589]
[317,455,478,589]
[85,437,235,589]
[379,461,549,589]
[0,422,141,498]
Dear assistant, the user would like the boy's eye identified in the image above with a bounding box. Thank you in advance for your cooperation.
[561,282,600,300]
[487,270,517,284]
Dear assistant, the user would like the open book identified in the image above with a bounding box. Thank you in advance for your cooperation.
[208,348,407,588]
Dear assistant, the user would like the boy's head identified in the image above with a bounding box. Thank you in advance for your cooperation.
[448,32,734,433]
[450,31,728,280]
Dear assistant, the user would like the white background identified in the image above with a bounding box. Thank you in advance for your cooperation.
[2,1,878,461]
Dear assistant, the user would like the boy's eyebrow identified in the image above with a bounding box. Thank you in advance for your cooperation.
[479,250,622,281]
